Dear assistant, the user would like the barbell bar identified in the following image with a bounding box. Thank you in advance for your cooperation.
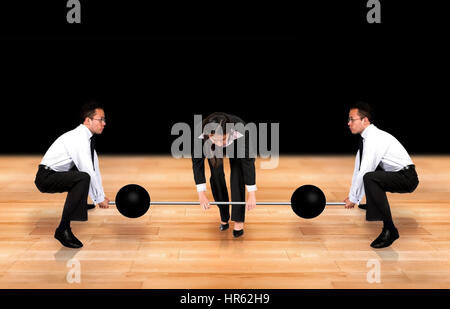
[108,184,346,219]
[108,201,345,206]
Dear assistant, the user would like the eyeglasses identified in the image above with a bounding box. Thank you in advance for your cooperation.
[92,118,106,123]
[348,117,362,123]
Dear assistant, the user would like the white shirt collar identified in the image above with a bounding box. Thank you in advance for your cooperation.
[79,124,94,139]
[361,124,375,140]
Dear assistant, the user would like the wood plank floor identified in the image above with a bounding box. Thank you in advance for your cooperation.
[0,155,449,288]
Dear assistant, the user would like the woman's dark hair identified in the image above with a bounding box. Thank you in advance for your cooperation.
[202,112,232,167]
[80,101,104,123]
[351,101,374,122]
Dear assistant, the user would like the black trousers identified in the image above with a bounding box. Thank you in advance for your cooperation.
[208,158,246,222]
[34,165,90,222]
[363,165,419,222]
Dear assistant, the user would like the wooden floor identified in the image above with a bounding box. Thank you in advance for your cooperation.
[1,155,450,289]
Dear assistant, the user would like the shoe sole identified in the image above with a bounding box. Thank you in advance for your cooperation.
[370,236,399,248]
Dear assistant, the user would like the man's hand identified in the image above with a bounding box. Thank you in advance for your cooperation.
[344,197,355,209]
[246,191,256,211]
[198,191,211,210]
[98,197,110,209]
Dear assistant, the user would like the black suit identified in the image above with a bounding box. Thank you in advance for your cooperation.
[192,114,256,223]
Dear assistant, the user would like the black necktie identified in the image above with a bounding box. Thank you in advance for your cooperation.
[358,136,364,170]
[90,136,95,171]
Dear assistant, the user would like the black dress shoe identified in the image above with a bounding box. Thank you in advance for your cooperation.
[358,203,367,210]
[87,204,95,210]
[54,228,83,248]
[220,223,229,231]
[233,229,244,238]
[370,228,399,248]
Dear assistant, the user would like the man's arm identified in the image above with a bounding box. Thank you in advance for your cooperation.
[348,139,384,204]
[64,137,106,205]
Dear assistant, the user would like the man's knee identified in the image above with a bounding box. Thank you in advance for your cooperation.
[363,172,376,185]
[78,172,91,184]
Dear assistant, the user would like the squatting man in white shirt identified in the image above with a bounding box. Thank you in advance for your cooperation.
[35,102,110,248]
[344,102,419,248]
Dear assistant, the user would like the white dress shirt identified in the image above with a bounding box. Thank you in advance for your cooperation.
[196,129,257,193]
[349,124,414,204]
[40,124,106,204]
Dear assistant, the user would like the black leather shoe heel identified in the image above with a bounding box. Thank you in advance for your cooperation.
[233,229,244,238]
[220,223,229,231]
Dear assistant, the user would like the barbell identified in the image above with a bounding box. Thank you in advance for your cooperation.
[108,184,345,219]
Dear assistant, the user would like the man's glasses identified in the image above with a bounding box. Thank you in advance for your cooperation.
[348,117,362,123]
[92,118,106,123]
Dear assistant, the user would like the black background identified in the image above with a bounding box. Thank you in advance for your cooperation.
[1,1,448,155]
